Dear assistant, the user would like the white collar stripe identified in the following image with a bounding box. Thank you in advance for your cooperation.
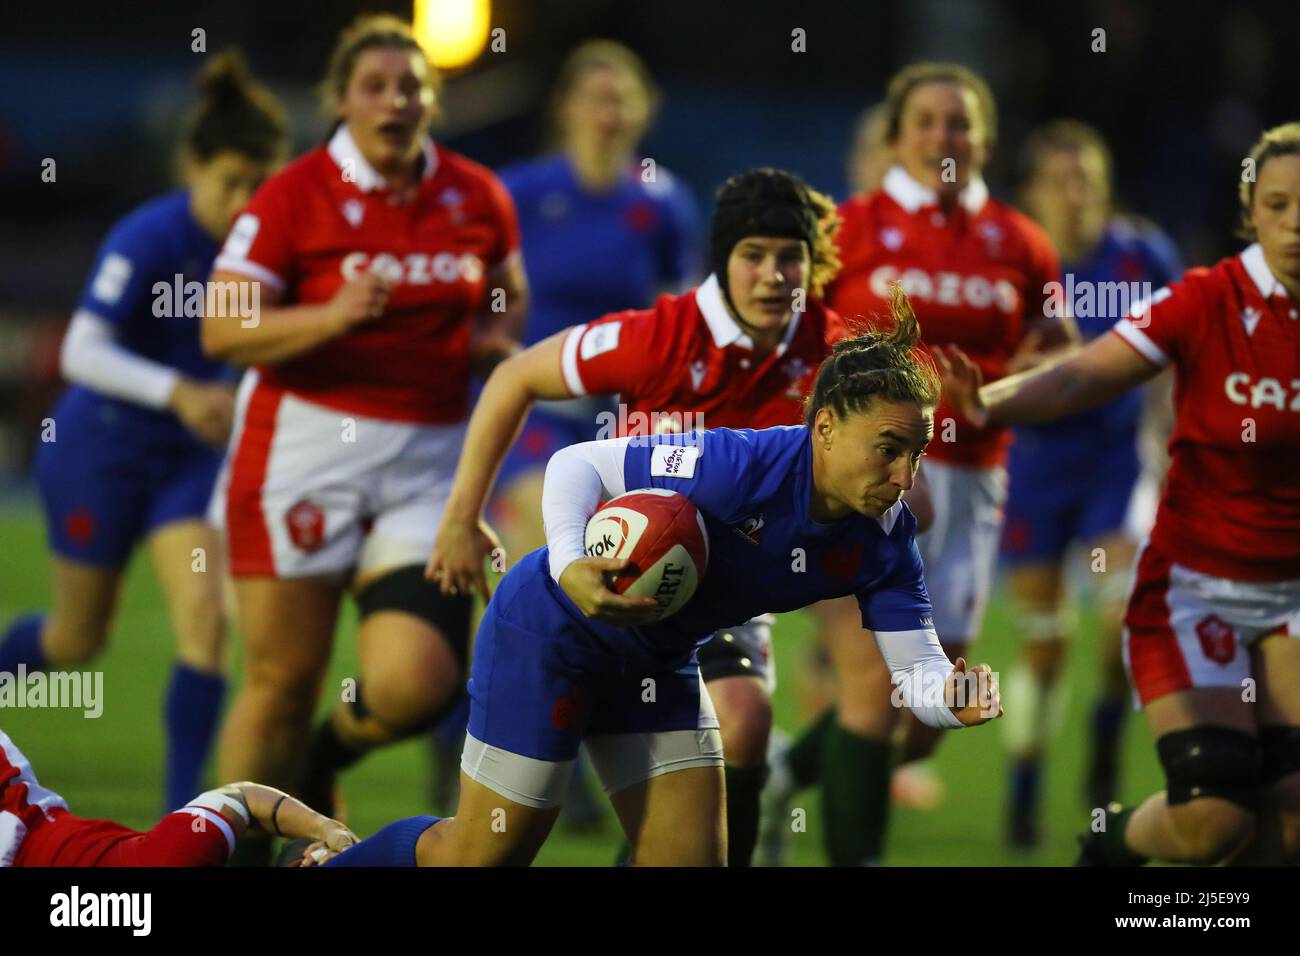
[327,124,438,194]
[881,165,989,216]
[1240,243,1287,300]
[696,274,749,348]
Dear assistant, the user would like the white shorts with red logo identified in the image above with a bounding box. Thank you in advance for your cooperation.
[916,460,1008,643]
[211,372,465,578]
[1123,540,1300,706]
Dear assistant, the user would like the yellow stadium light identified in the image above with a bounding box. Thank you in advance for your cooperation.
[413,0,492,70]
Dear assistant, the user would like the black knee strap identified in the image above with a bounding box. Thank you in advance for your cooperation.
[1156,727,1260,810]
[1259,725,1300,787]
[355,564,473,667]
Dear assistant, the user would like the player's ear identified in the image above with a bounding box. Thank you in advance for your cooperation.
[814,406,835,448]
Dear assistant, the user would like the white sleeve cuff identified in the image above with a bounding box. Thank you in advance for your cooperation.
[560,325,587,396]
[60,309,180,410]
[542,438,630,582]
[872,628,965,729]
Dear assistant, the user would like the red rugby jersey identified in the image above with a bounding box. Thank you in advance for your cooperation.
[215,125,520,424]
[15,811,230,867]
[827,167,1062,467]
[1111,244,1300,581]
[558,274,844,433]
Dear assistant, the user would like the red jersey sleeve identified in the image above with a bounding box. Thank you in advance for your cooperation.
[214,172,297,294]
[1110,270,1203,369]
[559,308,661,399]
[96,811,232,867]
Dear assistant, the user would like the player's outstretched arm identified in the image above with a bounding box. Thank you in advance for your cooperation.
[872,630,1002,729]
[428,330,578,598]
[218,782,357,865]
[934,330,1158,427]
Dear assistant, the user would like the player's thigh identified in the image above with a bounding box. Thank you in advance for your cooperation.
[418,770,561,866]
[707,675,771,768]
[232,576,340,700]
[146,519,226,662]
[1006,561,1065,615]
[1087,530,1138,620]
[609,765,726,866]
[818,596,897,734]
[43,556,125,662]
[356,606,463,725]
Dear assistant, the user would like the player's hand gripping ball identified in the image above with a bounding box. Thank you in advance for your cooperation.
[582,489,709,623]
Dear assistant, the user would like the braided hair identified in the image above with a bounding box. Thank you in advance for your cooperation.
[804,284,940,427]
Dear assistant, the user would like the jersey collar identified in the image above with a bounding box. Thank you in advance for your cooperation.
[327,123,438,194]
[882,165,989,216]
[1240,243,1292,301]
[696,274,804,354]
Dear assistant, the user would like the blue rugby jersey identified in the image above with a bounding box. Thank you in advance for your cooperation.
[543,425,934,670]
[59,189,232,447]
[500,154,701,346]
[1014,218,1181,448]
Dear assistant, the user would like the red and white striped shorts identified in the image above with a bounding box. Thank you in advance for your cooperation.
[1123,540,1300,706]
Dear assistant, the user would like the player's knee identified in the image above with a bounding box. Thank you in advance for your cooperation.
[173,605,227,666]
[1158,726,1261,864]
[43,611,110,664]
[239,657,322,721]
[714,683,771,768]
[358,663,461,732]
[1171,800,1255,864]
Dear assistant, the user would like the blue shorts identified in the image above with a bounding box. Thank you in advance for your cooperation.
[1003,432,1140,565]
[462,549,723,807]
[35,398,222,566]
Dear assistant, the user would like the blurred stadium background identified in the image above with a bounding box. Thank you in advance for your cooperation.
[1,0,1295,864]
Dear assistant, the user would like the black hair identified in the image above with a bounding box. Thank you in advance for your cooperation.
[183,49,288,164]
[804,284,940,427]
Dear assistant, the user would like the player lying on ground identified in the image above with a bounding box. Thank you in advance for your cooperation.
[327,287,1000,867]
[0,730,354,866]
[937,121,1300,866]
[0,52,288,814]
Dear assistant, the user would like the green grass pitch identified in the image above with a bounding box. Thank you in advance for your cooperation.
[0,504,1164,866]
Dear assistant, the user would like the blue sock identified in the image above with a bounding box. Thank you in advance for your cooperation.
[163,662,226,812]
[1011,758,1041,818]
[1092,696,1125,748]
[322,815,441,867]
[0,614,48,674]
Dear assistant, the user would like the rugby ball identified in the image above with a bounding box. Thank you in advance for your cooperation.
[584,489,709,621]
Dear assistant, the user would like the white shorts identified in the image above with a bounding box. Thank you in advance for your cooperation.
[211,371,464,578]
[1123,540,1300,706]
[916,460,1008,643]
